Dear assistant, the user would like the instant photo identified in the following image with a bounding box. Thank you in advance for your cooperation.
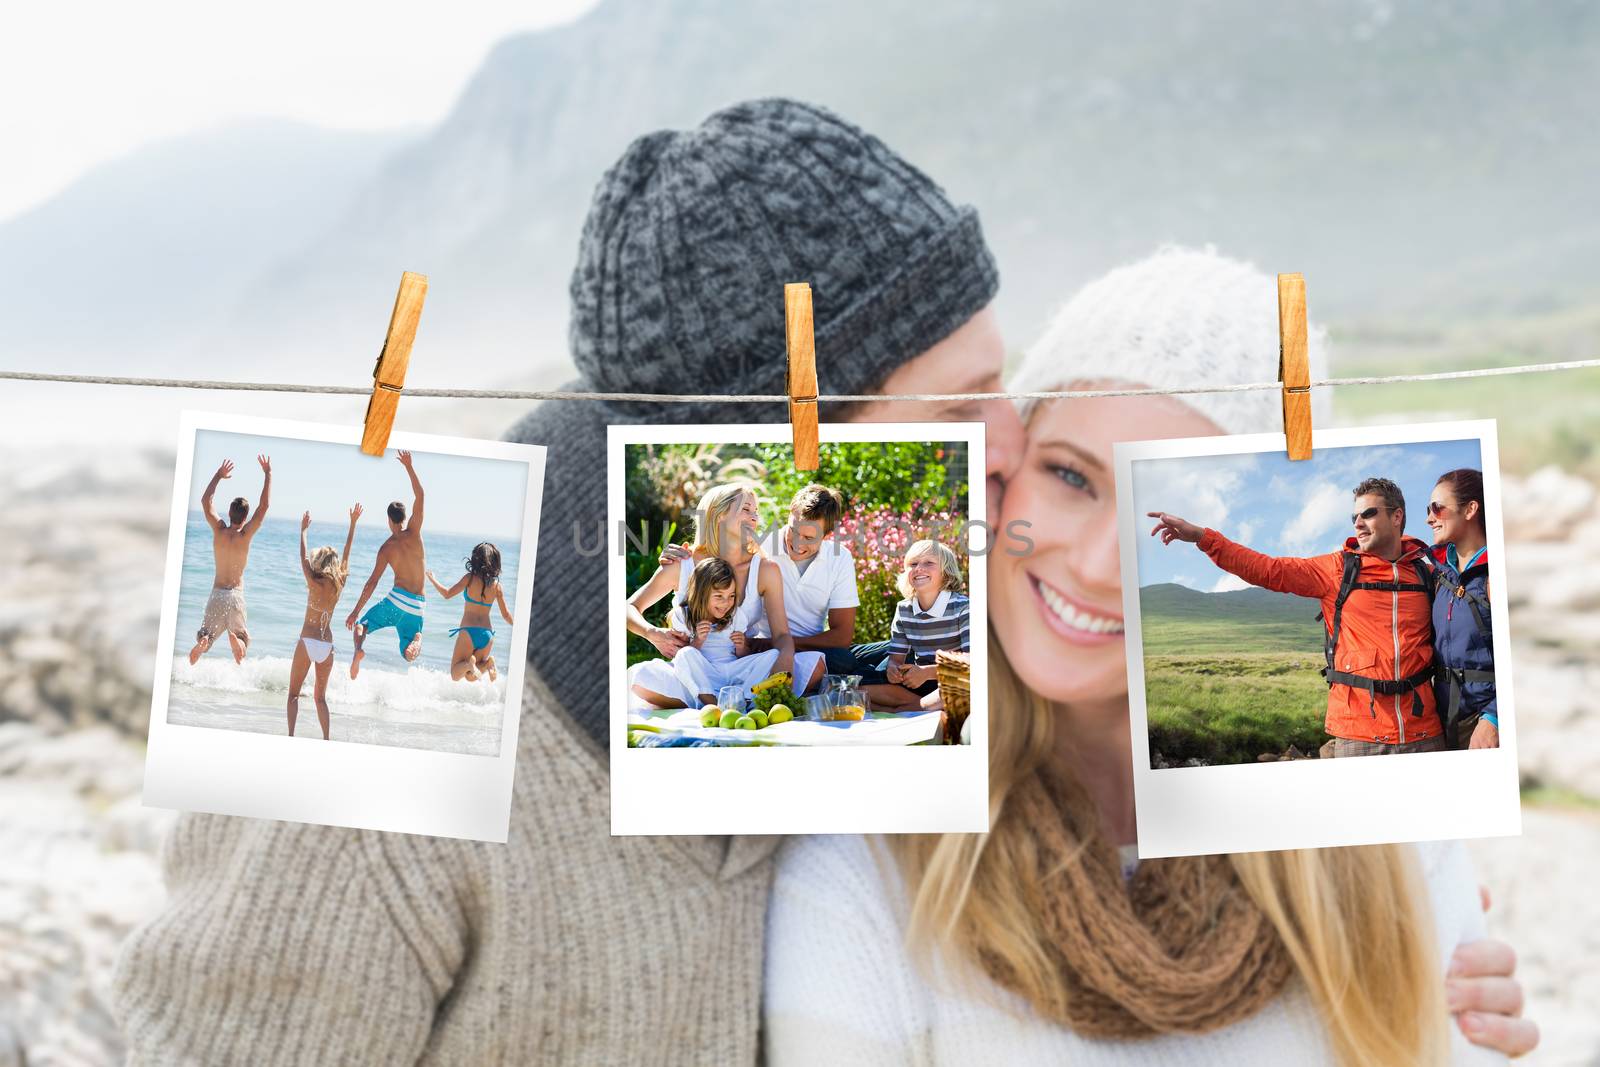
[1115,420,1520,857]
[143,412,546,841]
[609,422,988,836]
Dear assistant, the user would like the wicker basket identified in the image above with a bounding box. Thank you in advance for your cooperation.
[934,649,971,745]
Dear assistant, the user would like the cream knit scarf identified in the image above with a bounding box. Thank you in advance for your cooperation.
[980,766,1295,1038]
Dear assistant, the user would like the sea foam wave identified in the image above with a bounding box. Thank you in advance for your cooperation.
[170,654,506,716]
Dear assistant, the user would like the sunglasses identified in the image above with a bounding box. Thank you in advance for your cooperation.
[1351,505,1396,526]
[1426,501,1452,517]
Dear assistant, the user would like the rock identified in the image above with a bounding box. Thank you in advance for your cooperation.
[1257,753,1279,762]
[1502,467,1597,541]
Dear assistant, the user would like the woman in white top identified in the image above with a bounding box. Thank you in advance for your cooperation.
[628,482,824,707]
[764,249,1535,1065]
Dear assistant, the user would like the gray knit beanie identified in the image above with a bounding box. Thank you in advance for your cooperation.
[506,98,999,747]
[1009,245,1333,434]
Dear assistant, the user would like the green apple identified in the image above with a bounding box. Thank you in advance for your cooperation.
[700,707,721,728]
[719,709,742,730]
[749,710,769,730]
[767,706,793,725]
[735,715,758,730]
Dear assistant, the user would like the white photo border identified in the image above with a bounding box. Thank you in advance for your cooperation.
[609,421,988,836]
[143,411,547,843]
[1114,419,1520,858]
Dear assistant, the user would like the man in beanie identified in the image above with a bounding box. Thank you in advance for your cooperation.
[110,98,1023,1064]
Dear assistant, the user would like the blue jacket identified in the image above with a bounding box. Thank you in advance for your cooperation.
[1430,544,1496,728]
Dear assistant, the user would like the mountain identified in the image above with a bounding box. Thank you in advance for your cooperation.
[6,0,1599,390]
[1139,581,1325,654]
[0,119,413,373]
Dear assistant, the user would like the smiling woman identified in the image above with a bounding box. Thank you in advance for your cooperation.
[767,246,1531,1067]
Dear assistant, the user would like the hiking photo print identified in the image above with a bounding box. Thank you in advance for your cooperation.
[1115,420,1519,858]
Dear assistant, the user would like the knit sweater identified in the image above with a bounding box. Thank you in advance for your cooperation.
[763,834,1505,1066]
[110,668,780,1065]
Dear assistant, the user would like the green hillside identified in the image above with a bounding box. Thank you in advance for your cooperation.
[1139,583,1329,765]
[1139,582,1325,656]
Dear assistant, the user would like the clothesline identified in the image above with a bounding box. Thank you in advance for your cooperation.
[1,357,1597,403]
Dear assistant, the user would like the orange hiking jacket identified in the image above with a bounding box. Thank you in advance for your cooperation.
[1198,529,1442,746]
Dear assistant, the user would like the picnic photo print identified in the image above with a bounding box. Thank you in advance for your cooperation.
[143,413,546,841]
[609,421,987,836]
[1115,420,1520,857]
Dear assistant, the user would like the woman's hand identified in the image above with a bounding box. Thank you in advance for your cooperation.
[1469,719,1500,749]
[730,630,748,656]
[349,503,363,524]
[344,610,358,631]
[648,627,689,660]
[300,511,311,532]
[1147,511,1203,545]
[659,541,692,568]
[1448,937,1539,1056]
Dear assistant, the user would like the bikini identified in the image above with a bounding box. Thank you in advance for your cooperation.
[449,590,496,651]
[300,606,336,664]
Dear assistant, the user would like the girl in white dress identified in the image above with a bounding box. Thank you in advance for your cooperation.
[665,557,782,707]
[628,483,825,709]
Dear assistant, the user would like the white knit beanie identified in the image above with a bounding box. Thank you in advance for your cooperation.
[1009,246,1333,435]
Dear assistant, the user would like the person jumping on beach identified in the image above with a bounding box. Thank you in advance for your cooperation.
[187,455,271,665]
[346,450,427,677]
[425,542,514,683]
[289,505,360,739]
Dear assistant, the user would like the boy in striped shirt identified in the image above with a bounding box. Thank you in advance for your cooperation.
[867,540,970,710]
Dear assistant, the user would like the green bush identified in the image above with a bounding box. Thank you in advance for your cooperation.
[623,439,972,657]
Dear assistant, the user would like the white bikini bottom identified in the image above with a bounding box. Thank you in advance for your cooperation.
[301,637,335,664]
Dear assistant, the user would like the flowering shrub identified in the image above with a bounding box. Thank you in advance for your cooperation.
[836,500,969,644]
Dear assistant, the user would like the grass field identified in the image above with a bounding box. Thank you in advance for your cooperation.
[1145,652,1329,766]
[1140,584,1329,767]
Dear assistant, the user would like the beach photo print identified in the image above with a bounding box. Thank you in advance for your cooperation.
[609,422,987,836]
[1114,420,1520,858]
[142,412,546,841]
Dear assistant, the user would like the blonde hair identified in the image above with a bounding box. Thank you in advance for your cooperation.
[887,375,1449,1067]
[887,637,1447,1066]
[693,483,760,559]
[308,545,349,596]
[897,540,964,599]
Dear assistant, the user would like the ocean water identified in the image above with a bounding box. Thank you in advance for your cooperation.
[169,514,522,756]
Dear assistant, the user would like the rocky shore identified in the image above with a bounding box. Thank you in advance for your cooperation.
[2,447,1597,1064]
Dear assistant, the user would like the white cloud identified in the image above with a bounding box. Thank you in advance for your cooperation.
[1132,454,1255,533]
[1280,481,1350,554]
[1211,573,1251,592]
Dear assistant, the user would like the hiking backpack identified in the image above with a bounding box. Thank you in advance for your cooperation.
[1317,550,1437,722]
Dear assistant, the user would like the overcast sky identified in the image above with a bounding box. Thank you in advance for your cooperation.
[0,0,600,222]
[1132,438,1485,591]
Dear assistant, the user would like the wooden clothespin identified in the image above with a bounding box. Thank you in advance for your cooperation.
[361,271,428,456]
[784,282,820,471]
[1277,272,1312,461]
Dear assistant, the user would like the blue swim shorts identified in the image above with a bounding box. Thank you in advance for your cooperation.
[360,585,426,654]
